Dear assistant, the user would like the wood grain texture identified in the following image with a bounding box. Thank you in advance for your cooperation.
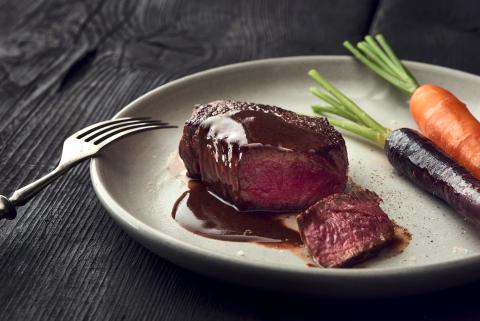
[0,1,378,320]
[1,0,480,320]
[370,0,480,74]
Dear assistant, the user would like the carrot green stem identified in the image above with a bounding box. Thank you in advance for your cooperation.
[309,88,362,122]
[308,69,388,135]
[357,42,397,77]
[308,69,391,147]
[364,36,405,78]
[375,35,404,71]
[311,105,358,122]
[375,34,419,88]
[343,41,415,95]
[343,34,420,96]
[309,88,348,112]
[323,117,388,147]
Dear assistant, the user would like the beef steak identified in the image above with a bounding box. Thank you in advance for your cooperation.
[179,100,348,211]
[297,190,394,267]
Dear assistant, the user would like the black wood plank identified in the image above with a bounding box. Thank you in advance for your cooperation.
[0,1,379,320]
[241,280,480,321]
[370,0,480,74]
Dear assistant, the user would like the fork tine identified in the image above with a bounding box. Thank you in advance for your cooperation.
[83,119,168,141]
[75,117,150,139]
[93,124,177,146]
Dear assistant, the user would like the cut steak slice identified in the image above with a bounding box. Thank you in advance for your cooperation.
[297,190,394,267]
[179,100,348,211]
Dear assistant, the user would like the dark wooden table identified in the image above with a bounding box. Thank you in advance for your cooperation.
[1,0,479,320]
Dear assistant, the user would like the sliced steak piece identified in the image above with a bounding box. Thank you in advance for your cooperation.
[179,100,348,211]
[297,190,394,267]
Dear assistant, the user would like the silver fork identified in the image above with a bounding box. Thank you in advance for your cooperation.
[0,117,176,220]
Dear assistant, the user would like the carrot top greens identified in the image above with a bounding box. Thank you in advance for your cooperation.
[343,34,419,95]
[308,69,390,147]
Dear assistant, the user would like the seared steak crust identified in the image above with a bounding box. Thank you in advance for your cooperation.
[179,100,345,177]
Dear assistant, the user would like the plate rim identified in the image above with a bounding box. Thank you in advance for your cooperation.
[90,55,480,280]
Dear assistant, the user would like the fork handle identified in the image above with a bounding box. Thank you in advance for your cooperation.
[0,162,78,220]
[0,196,16,220]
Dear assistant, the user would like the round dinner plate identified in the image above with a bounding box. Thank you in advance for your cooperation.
[90,56,480,298]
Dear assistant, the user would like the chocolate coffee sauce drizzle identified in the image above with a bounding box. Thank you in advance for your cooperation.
[172,180,303,246]
[171,175,411,267]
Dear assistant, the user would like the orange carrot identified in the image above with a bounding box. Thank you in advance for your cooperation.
[410,84,480,179]
[344,35,480,179]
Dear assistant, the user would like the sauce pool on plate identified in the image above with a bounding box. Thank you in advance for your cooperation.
[169,157,411,267]
[172,180,302,246]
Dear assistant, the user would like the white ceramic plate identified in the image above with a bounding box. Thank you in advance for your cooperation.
[90,56,480,298]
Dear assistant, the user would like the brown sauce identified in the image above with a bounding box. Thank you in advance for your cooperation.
[355,224,412,268]
[169,163,411,268]
[382,224,412,257]
[200,109,332,152]
[172,180,302,245]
